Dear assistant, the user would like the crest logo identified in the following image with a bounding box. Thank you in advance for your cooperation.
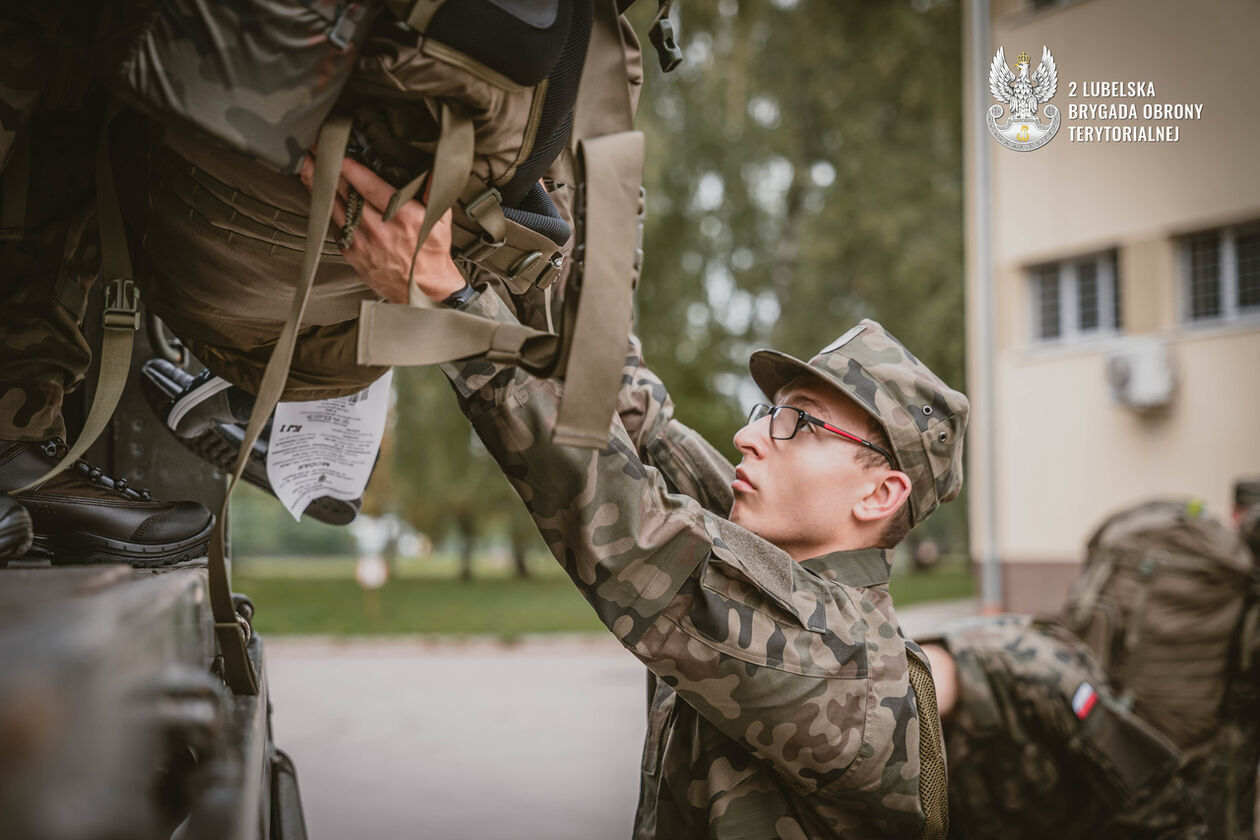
[987,46,1060,152]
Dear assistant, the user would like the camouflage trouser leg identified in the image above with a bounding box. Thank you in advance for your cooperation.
[0,100,100,442]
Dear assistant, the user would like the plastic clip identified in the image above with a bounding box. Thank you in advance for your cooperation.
[464,188,503,225]
[328,3,361,50]
[103,277,140,330]
[649,18,683,73]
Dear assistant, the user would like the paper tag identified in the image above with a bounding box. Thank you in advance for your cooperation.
[266,370,393,522]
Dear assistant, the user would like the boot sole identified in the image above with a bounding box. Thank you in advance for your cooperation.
[0,504,34,564]
[26,517,214,568]
[166,375,234,436]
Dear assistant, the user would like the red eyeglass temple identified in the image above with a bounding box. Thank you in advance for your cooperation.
[819,421,864,444]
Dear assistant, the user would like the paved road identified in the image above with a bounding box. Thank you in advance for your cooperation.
[266,599,978,840]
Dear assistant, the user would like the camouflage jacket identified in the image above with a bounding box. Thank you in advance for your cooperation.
[442,290,929,839]
[938,615,1204,840]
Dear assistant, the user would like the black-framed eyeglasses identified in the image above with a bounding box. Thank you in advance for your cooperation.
[747,403,896,466]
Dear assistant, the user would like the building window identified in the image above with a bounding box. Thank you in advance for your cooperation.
[1029,250,1121,343]
[1182,222,1260,324]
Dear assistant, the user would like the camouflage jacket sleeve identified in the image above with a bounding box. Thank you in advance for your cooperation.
[615,335,735,516]
[441,289,920,807]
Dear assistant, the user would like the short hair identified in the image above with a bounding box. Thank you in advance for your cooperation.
[853,419,913,549]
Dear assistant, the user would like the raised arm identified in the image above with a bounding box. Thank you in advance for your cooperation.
[616,335,735,516]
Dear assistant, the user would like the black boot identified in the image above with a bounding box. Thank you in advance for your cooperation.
[0,494,33,566]
[141,359,361,526]
[0,439,213,567]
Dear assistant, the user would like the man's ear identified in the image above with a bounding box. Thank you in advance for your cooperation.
[852,470,911,523]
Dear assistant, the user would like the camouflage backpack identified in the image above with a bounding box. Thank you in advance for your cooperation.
[1061,498,1260,837]
[24,0,680,695]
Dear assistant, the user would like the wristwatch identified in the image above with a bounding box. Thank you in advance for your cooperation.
[440,280,477,309]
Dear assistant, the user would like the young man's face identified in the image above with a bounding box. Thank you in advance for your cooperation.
[729,377,895,559]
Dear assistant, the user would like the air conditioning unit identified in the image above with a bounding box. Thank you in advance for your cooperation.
[1106,337,1176,412]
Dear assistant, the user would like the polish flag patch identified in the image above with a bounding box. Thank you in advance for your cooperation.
[1072,682,1099,719]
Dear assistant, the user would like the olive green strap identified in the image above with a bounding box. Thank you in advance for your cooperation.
[358,302,558,369]
[14,105,140,494]
[1067,550,1115,627]
[407,102,474,307]
[552,131,643,447]
[209,116,353,696]
[572,0,636,145]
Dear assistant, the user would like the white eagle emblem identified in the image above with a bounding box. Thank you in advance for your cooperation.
[985,46,1061,152]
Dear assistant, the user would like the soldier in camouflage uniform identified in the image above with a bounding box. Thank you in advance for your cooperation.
[920,614,1204,840]
[328,170,967,836]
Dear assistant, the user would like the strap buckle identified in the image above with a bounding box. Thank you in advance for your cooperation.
[458,232,507,263]
[536,254,564,290]
[507,251,565,291]
[464,188,503,226]
[649,17,684,73]
[328,2,362,50]
[103,277,140,330]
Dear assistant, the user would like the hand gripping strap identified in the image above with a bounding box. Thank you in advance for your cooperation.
[14,104,140,494]
[552,131,643,447]
[379,100,475,308]
[209,116,353,695]
[357,131,644,450]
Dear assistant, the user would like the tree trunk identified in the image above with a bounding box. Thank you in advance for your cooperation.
[457,514,475,582]
[510,528,530,579]
[382,518,400,577]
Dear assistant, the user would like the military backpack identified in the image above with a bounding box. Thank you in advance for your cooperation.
[1061,498,1260,838]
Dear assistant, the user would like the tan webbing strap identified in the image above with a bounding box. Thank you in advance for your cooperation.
[405,103,474,307]
[208,116,353,696]
[1068,550,1115,627]
[14,105,141,494]
[383,101,472,231]
[358,303,557,369]
[571,0,636,146]
[908,652,950,840]
[552,131,643,447]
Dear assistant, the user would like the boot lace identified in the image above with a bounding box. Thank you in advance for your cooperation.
[40,438,155,500]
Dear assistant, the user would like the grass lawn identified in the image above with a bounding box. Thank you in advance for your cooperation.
[238,559,974,638]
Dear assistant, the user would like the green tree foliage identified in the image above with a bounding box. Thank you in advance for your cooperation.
[230,482,358,556]
[367,365,545,578]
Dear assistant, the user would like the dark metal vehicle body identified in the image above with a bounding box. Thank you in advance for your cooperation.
[0,285,306,840]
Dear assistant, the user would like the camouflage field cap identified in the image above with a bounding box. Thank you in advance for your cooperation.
[748,319,970,526]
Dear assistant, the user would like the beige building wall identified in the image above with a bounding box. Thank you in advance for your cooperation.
[964,0,1260,612]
